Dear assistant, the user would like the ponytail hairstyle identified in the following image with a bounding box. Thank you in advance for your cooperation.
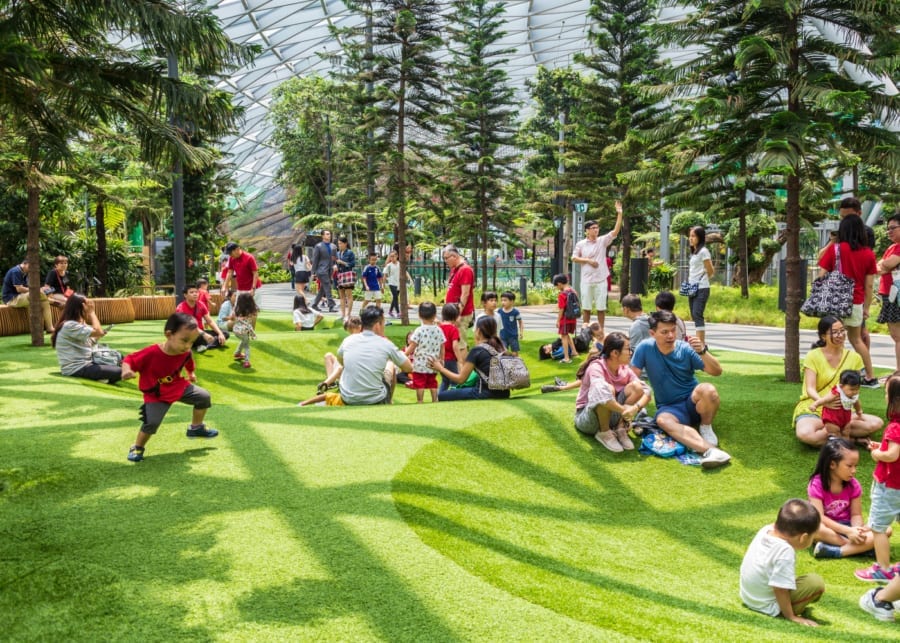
[690,226,706,254]
[812,316,839,349]
[474,315,504,352]
[576,331,629,379]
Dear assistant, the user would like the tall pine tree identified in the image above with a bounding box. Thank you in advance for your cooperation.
[444,0,520,290]
[568,0,668,294]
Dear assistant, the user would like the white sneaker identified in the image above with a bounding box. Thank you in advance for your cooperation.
[700,447,731,469]
[699,424,718,447]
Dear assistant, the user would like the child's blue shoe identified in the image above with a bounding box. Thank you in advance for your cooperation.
[812,542,842,559]
[186,424,219,439]
[127,446,144,462]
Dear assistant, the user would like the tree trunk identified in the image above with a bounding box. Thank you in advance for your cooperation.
[26,183,45,346]
[738,201,749,298]
[784,173,802,382]
[95,200,108,297]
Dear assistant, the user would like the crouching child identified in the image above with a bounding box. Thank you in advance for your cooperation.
[739,498,825,627]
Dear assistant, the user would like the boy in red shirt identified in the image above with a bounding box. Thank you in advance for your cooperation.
[553,273,578,363]
[121,313,218,462]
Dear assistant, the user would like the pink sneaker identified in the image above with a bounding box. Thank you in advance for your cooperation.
[855,563,898,583]
[242,360,251,369]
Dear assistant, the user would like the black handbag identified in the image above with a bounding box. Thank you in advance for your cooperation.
[800,244,854,318]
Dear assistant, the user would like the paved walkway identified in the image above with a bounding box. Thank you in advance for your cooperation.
[259,284,898,370]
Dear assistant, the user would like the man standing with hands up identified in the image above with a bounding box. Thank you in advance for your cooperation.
[572,200,623,333]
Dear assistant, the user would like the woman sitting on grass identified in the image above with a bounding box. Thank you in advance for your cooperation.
[428,316,511,402]
[51,294,121,384]
[573,332,650,453]
[793,316,882,447]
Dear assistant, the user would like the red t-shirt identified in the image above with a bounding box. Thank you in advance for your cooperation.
[875,418,900,489]
[446,263,475,315]
[175,299,209,329]
[818,242,876,304]
[123,344,194,403]
[198,289,211,309]
[228,251,259,291]
[557,288,571,311]
[439,322,460,362]
[879,244,900,295]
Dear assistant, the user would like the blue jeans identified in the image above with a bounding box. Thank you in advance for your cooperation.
[438,380,493,401]
[439,359,458,393]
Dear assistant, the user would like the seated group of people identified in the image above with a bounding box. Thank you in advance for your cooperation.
[2,255,73,333]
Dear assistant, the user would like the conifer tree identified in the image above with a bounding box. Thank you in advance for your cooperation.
[444,0,520,290]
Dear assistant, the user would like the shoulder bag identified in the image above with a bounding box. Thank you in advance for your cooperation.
[91,344,123,366]
[800,243,854,318]
[476,343,531,391]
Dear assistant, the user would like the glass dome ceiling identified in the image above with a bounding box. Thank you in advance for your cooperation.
[208,0,594,193]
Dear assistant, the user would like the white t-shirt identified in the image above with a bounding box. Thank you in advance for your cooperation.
[383,262,400,288]
[572,232,614,284]
[688,247,712,288]
[409,324,445,373]
[739,525,797,617]
[293,309,317,329]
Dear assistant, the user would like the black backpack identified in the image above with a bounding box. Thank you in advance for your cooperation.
[563,289,581,320]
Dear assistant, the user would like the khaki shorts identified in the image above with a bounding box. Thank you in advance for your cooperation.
[579,281,608,312]
[842,303,864,328]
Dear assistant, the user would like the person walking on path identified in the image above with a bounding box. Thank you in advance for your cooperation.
[571,200,623,332]
[311,230,337,313]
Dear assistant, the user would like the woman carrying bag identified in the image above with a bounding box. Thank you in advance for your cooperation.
[817,215,878,388]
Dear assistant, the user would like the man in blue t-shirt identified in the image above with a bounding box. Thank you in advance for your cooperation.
[631,310,731,469]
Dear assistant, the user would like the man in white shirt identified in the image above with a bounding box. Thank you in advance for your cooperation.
[571,200,623,331]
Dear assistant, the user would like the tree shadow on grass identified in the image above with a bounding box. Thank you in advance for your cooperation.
[390,400,888,641]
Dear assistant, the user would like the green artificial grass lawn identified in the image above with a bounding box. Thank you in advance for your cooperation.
[0,316,896,641]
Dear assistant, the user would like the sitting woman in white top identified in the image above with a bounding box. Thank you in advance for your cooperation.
[573,332,651,452]
[293,294,323,331]
[51,294,121,383]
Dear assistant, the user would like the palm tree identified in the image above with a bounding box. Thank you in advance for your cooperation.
[0,0,253,343]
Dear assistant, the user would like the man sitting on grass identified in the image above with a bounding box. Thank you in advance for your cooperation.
[335,306,412,405]
[630,310,731,469]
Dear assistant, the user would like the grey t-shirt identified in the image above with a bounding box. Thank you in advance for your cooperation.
[629,315,650,350]
[55,320,94,375]
[338,330,409,405]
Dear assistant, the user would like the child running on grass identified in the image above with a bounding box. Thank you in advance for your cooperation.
[232,292,258,369]
[739,498,825,627]
[553,273,578,363]
[855,373,900,582]
[808,438,879,558]
[121,313,218,462]
[808,370,863,438]
[293,293,323,331]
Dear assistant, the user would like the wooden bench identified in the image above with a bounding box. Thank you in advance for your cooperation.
[130,295,176,321]
[89,298,136,324]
